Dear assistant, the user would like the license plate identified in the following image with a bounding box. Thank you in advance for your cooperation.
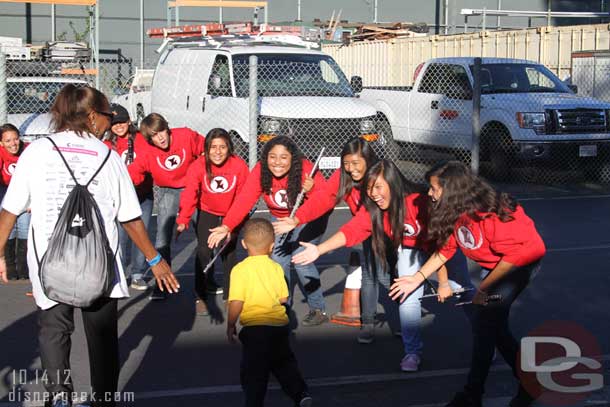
[318,156,341,170]
[579,145,597,157]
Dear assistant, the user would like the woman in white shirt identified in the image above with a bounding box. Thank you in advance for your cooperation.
[0,85,180,407]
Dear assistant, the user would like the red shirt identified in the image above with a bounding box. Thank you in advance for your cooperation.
[340,193,430,250]
[104,132,153,200]
[223,159,327,231]
[0,142,28,185]
[438,205,546,270]
[297,169,363,224]
[177,155,250,225]
[128,127,204,188]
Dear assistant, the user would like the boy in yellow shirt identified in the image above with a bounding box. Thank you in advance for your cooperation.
[227,218,312,407]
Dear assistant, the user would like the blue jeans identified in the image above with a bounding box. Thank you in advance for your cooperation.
[9,211,31,240]
[360,238,399,329]
[155,187,196,265]
[397,247,473,356]
[272,214,328,312]
[118,197,153,280]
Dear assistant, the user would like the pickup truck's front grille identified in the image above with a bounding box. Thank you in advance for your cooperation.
[552,109,607,134]
[284,118,363,157]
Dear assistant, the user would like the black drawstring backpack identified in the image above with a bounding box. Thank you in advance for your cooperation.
[33,137,118,307]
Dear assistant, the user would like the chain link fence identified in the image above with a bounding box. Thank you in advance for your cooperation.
[3,43,610,189]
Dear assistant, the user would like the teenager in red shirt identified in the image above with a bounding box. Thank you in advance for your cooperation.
[105,104,154,290]
[176,128,249,315]
[294,160,473,372]
[276,137,399,343]
[208,135,329,326]
[129,113,205,300]
[389,161,545,407]
[0,123,30,280]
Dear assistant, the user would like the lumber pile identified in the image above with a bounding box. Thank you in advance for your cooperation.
[351,22,428,41]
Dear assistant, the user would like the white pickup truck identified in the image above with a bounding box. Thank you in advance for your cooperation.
[130,37,391,164]
[359,57,610,180]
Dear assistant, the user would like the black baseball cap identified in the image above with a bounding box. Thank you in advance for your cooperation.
[110,103,130,125]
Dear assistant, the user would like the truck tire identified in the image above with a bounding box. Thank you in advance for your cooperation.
[231,132,251,162]
[481,124,512,181]
[376,117,401,164]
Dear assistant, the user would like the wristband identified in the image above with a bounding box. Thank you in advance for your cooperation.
[147,253,162,267]
[417,270,427,282]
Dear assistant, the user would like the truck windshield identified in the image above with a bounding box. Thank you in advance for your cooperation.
[475,63,570,94]
[232,53,354,97]
[7,81,81,114]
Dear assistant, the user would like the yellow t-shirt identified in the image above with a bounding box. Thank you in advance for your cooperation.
[228,255,289,327]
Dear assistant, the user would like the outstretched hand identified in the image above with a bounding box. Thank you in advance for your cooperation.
[292,242,320,265]
[208,225,230,248]
[150,259,180,294]
[389,275,423,303]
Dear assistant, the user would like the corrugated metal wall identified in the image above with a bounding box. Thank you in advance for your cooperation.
[323,23,610,86]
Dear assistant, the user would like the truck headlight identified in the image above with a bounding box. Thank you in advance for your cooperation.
[516,112,545,129]
[261,119,281,133]
[360,119,375,133]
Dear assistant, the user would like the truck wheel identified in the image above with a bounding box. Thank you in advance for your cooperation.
[481,124,512,181]
[231,133,250,161]
[376,118,401,163]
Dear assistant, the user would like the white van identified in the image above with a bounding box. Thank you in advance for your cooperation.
[147,38,389,162]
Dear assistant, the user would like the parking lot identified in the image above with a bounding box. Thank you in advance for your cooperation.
[0,179,609,407]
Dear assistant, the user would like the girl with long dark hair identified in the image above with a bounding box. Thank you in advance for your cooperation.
[389,161,545,407]
[276,137,398,343]
[294,160,473,372]
[176,128,249,315]
[208,135,329,326]
[104,104,154,289]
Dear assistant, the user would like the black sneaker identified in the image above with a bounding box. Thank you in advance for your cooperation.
[445,391,482,407]
[296,392,313,407]
[301,310,329,327]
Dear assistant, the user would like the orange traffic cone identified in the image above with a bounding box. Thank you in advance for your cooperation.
[331,251,362,327]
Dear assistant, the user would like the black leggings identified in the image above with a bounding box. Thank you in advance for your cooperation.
[466,261,541,395]
[195,210,239,300]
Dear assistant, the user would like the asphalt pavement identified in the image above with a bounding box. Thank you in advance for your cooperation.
[1,180,609,407]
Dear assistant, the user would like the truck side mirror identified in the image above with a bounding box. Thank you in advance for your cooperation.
[351,76,363,93]
[567,84,578,94]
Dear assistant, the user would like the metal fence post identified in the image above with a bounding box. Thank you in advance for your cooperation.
[471,57,482,174]
[248,55,258,169]
[0,52,7,125]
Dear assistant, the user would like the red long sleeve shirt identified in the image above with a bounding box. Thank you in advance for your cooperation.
[127,127,204,188]
[339,193,430,250]
[438,205,546,270]
[0,142,28,186]
[176,155,250,225]
[223,159,327,231]
[296,169,364,224]
[104,132,153,200]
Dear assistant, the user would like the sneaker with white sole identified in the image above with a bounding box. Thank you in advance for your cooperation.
[296,392,313,407]
[130,278,148,291]
[301,310,329,327]
[400,354,421,372]
[206,287,224,295]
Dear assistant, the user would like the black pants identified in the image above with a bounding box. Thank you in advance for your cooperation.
[239,325,307,407]
[465,261,541,396]
[195,210,239,300]
[39,297,119,407]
